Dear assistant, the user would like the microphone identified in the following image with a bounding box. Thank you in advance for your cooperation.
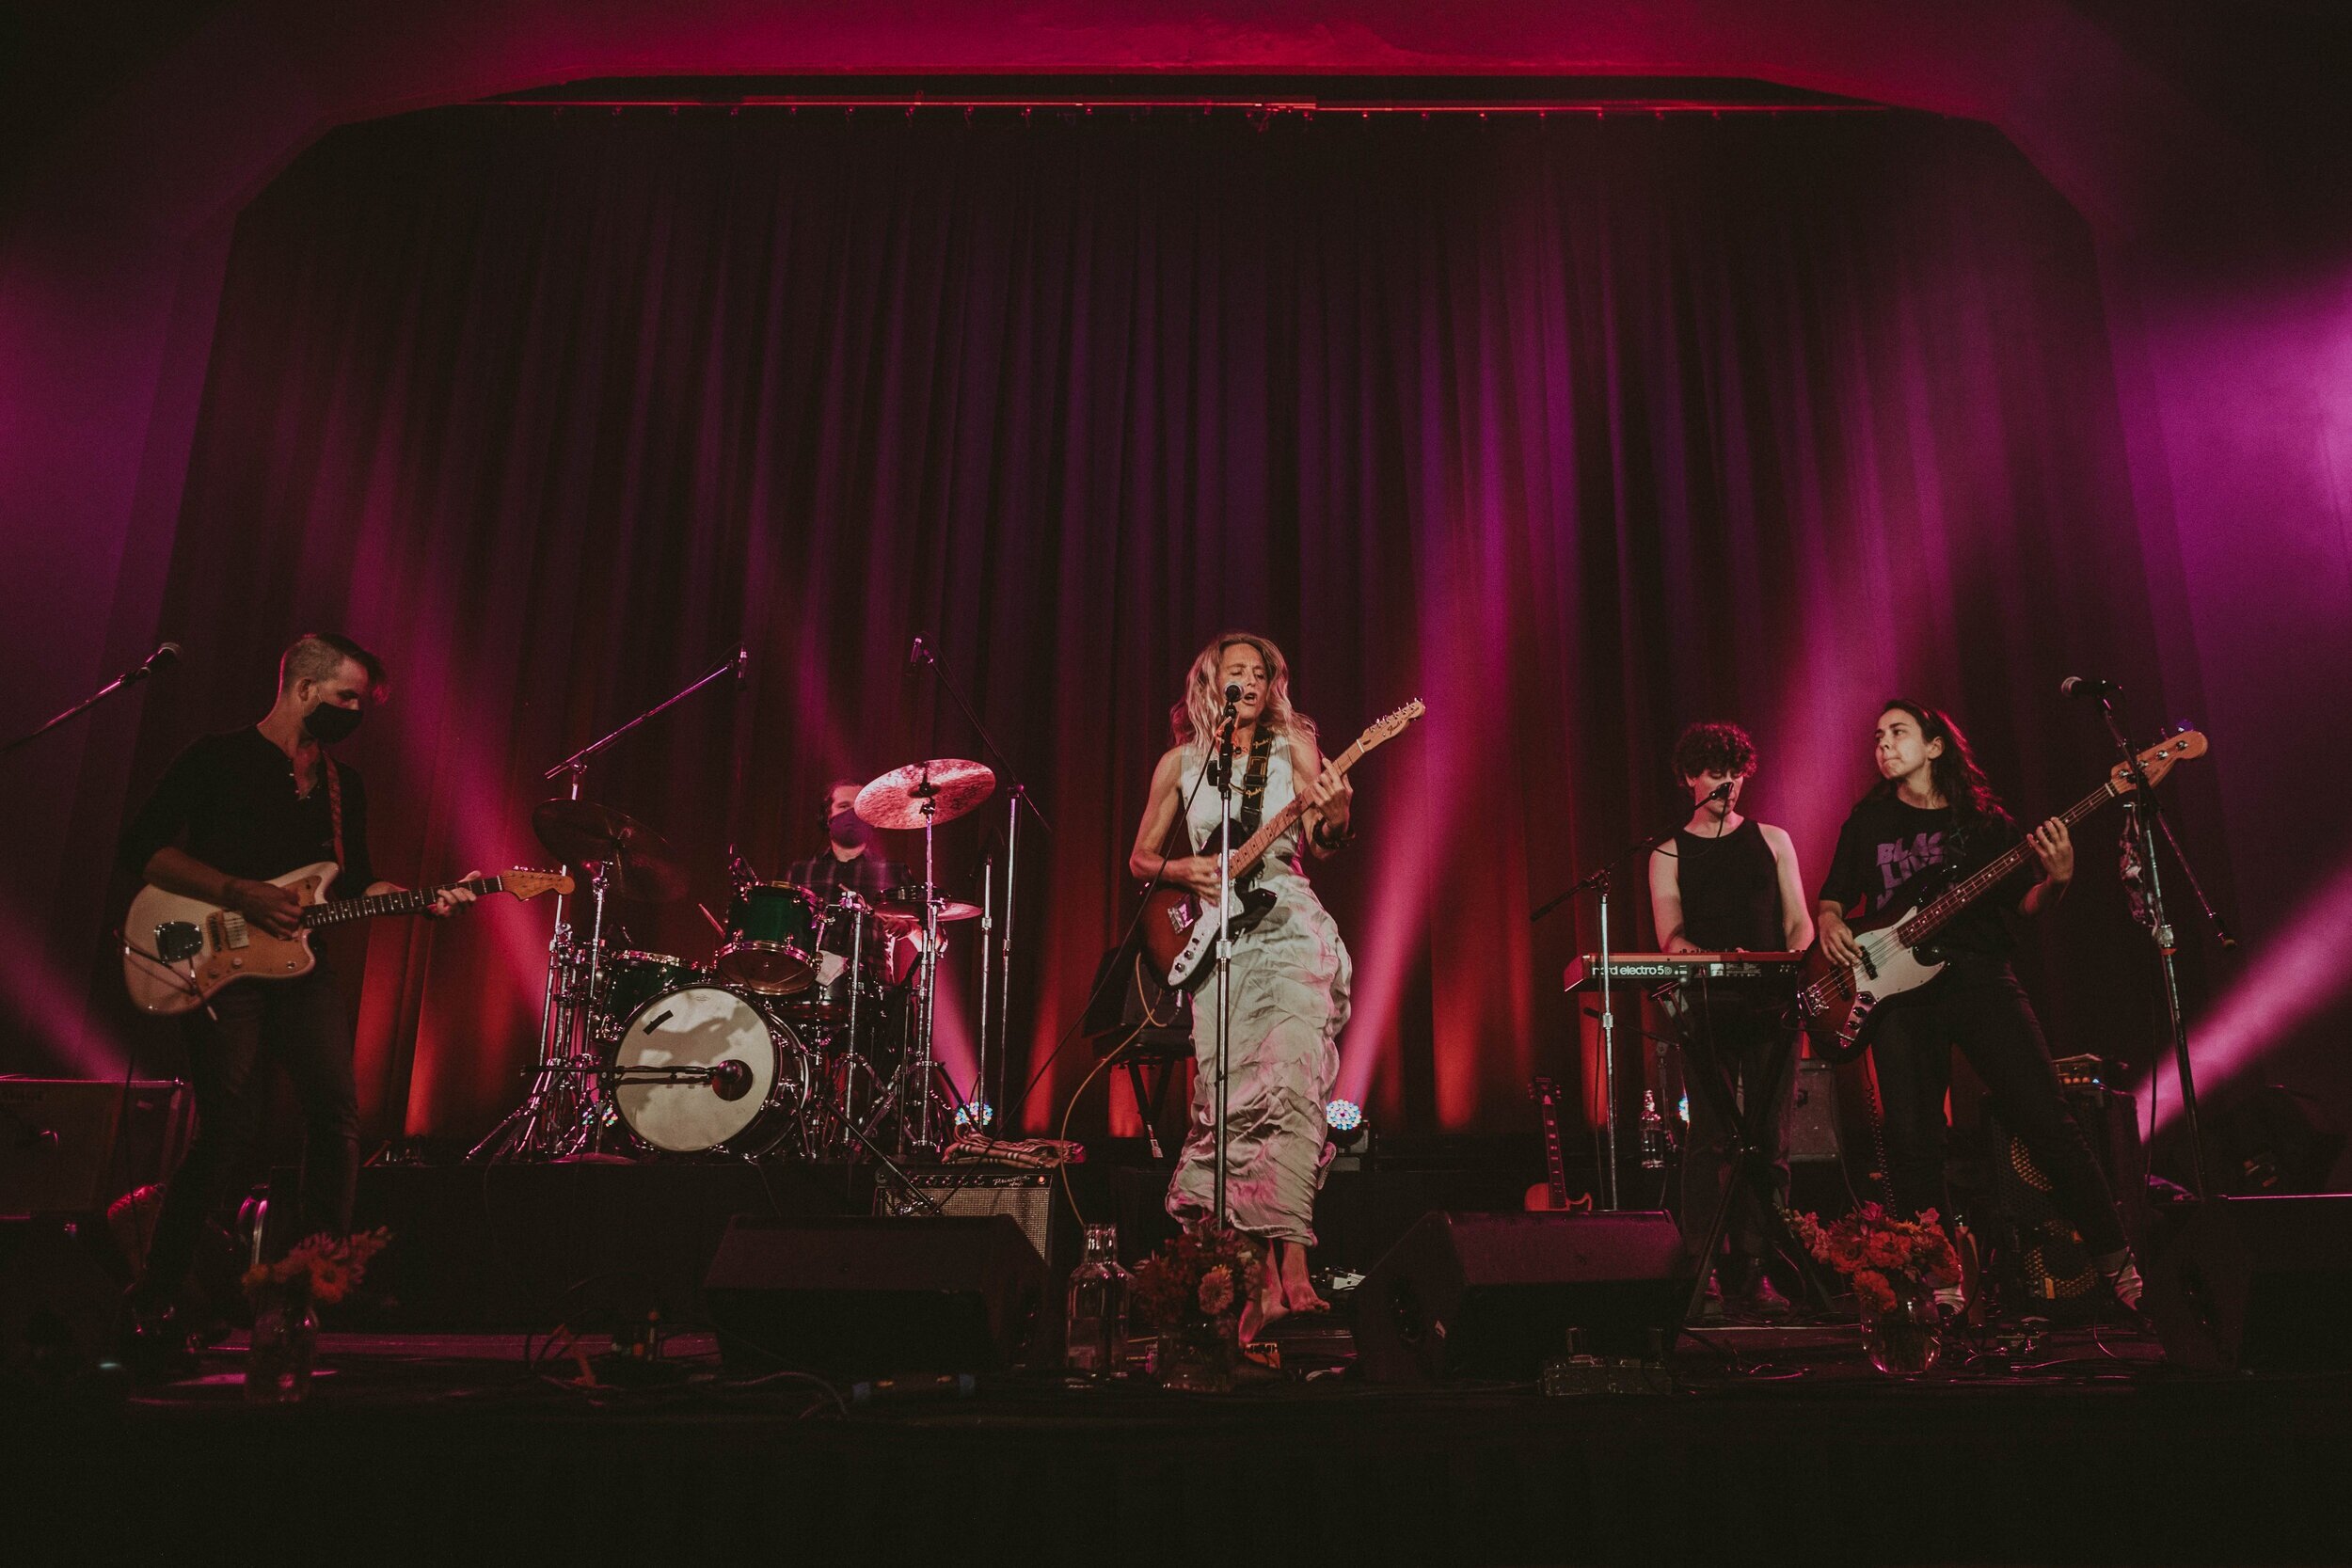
[908,635,930,670]
[121,641,180,684]
[733,643,749,685]
[2060,675,2122,702]
[1224,683,1243,705]
[1703,781,1734,803]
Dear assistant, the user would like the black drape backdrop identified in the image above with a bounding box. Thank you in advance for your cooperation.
[98,105,2186,1144]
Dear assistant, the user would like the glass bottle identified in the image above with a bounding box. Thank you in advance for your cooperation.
[1637,1090,1669,1171]
[1064,1224,1130,1377]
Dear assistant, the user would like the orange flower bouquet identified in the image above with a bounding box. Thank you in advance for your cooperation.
[244,1227,392,1308]
[1128,1227,1261,1390]
[1787,1203,1960,1313]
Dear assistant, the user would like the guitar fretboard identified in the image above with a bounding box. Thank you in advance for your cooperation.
[301,876,505,928]
[1211,732,1375,879]
[1895,783,2116,949]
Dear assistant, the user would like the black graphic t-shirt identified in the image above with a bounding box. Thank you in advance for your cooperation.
[1817,796,2034,961]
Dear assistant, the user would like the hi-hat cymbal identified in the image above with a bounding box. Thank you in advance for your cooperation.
[530,799,690,902]
[854,758,996,832]
[876,885,983,924]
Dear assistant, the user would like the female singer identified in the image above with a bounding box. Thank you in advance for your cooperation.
[1129,632,1355,1338]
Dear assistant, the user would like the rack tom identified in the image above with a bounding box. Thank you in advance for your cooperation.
[715,882,818,994]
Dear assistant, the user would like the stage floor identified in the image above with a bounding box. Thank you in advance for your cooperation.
[19,1319,2352,1566]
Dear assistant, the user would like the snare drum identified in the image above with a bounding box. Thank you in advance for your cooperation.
[715,881,819,994]
[600,950,700,1025]
[608,985,813,1154]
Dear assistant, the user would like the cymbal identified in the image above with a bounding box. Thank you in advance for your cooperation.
[854,758,996,832]
[876,887,983,925]
[530,799,690,902]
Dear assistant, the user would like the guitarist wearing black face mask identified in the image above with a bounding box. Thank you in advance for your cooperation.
[117,632,478,1336]
[784,778,908,902]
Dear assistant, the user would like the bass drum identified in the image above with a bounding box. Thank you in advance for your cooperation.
[609,986,812,1154]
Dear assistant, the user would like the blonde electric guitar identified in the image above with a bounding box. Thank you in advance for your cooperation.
[122,862,570,1015]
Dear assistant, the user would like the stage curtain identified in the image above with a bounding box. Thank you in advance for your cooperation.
[106,105,2184,1146]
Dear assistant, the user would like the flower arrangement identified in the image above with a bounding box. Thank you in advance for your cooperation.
[244,1227,392,1307]
[1787,1203,1960,1313]
[1129,1227,1261,1364]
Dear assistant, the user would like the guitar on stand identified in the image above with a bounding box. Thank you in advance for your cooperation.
[1522,1075,1593,1212]
[123,863,569,1015]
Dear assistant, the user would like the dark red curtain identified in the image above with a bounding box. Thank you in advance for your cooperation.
[105,104,2189,1143]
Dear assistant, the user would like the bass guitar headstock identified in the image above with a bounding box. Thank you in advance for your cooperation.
[2110,729,2206,795]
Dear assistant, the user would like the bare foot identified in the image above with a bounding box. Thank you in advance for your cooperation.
[1275,1239,1329,1314]
[1238,1234,1289,1342]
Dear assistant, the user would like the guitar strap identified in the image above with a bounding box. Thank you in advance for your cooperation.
[1232,729,1275,885]
[324,753,347,871]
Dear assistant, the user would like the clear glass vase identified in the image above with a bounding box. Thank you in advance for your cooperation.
[1154,1333,1236,1394]
[1064,1224,1132,1377]
[245,1281,320,1403]
[1858,1289,1943,1376]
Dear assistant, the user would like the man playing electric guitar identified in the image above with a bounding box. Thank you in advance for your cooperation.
[1814,699,2142,1312]
[119,633,481,1329]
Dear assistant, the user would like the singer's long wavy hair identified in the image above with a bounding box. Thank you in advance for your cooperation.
[1170,631,1317,752]
[1868,698,2010,827]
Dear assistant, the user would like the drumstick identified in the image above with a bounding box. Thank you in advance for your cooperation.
[695,901,727,936]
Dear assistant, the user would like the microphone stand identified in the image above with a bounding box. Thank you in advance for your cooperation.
[1213,696,1239,1227]
[2090,691,2229,1198]
[3,653,172,756]
[471,646,744,1163]
[907,636,1053,1132]
[1532,831,1669,1212]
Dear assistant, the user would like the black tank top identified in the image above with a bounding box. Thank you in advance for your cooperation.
[1672,818,1784,951]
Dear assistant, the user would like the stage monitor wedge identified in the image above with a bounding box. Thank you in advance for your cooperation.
[703,1213,1044,1379]
[1354,1210,1690,1384]
[2144,1194,2352,1373]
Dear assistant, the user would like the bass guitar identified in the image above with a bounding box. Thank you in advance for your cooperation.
[123,862,570,1015]
[1796,730,2206,1063]
[1142,699,1423,990]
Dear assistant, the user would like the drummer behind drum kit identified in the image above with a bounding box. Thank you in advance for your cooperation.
[469,758,998,1164]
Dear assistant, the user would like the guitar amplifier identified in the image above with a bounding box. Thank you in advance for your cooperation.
[1987,1085,2145,1307]
[876,1171,1060,1269]
[0,1080,192,1217]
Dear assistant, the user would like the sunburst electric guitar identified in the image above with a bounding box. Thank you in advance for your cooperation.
[1143,699,1424,991]
[1796,730,2206,1063]
[122,863,570,1016]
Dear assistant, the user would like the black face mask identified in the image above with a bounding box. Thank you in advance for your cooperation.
[826,809,870,849]
[304,701,364,745]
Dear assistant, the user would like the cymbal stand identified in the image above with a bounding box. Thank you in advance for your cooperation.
[469,855,612,1161]
[907,782,945,1154]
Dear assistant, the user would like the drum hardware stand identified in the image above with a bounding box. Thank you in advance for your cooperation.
[2081,686,2233,1198]
[1533,832,1669,1212]
[472,646,742,1164]
[906,635,1054,1133]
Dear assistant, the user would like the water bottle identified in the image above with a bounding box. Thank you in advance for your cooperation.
[1064,1223,1130,1377]
[1638,1090,1669,1171]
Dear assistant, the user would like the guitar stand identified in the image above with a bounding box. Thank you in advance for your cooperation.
[1674,998,1839,1323]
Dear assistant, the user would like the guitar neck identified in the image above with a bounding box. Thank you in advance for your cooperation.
[302,876,503,929]
[1899,784,2115,946]
[1216,733,1375,878]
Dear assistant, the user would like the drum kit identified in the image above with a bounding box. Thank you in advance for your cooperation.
[468,757,998,1164]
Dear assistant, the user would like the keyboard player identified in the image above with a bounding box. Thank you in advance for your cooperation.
[1646,722,1815,1319]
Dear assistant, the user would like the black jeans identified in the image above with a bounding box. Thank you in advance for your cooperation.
[136,968,359,1301]
[1676,1000,1796,1280]
[1869,958,2127,1259]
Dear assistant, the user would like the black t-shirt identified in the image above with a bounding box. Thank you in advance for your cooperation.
[1667,818,1786,952]
[1817,795,2032,960]
[119,727,376,895]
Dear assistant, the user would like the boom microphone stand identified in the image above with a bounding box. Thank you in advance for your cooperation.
[3,641,180,756]
[2076,679,2232,1197]
[470,645,746,1163]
